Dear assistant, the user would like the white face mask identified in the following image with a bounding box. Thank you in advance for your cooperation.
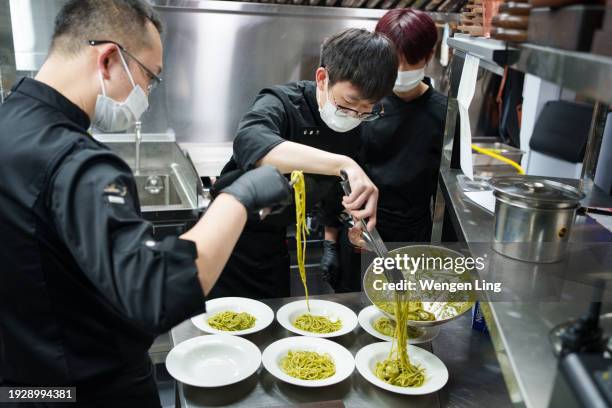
[394,67,425,93]
[317,79,362,133]
[93,49,149,132]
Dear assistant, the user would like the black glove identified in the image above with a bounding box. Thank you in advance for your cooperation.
[221,165,292,215]
[320,240,339,284]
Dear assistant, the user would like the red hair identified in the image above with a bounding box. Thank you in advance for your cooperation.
[375,9,438,65]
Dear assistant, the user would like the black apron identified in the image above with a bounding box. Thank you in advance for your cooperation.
[210,81,360,299]
[333,81,445,293]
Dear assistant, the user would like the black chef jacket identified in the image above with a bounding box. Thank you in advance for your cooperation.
[0,78,206,406]
[209,80,361,299]
[334,79,447,293]
[360,78,446,241]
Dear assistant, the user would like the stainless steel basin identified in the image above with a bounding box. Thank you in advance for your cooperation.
[134,174,183,207]
[95,133,203,219]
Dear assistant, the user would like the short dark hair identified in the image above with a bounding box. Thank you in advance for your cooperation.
[50,0,163,56]
[320,28,398,102]
[376,9,438,65]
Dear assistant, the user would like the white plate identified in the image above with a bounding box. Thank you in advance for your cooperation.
[191,297,274,336]
[358,305,440,344]
[276,299,358,338]
[262,336,355,387]
[355,342,448,395]
[166,335,261,387]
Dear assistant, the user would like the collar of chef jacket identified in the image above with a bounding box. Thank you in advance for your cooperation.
[10,77,91,130]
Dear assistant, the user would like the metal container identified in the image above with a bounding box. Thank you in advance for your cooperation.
[94,133,206,239]
[472,142,524,166]
[490,176,585,263]
[473,141,524,178]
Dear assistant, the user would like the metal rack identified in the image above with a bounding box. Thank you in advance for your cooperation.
[446,34,611,190]
[448,34,612,104]
[516,43,612,105]
[432,34,612,408]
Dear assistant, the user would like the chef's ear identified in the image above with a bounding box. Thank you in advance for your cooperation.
[315,67,327,91]
[96,44,118,81]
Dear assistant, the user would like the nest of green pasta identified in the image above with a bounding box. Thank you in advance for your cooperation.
[373,316,423,339]
[291,171,344,335]
[293,313,342,333]
[280,350,336,380]
[373,295,428,388]
[376,301,436,322]
[207,311,256,331]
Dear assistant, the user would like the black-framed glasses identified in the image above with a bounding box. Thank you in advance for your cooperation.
[88,40,162,93]
[329,89,384,122]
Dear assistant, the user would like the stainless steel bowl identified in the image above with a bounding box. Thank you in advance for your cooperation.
[363,245,476,327]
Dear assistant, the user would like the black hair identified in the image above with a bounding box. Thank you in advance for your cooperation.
[320,28,398,102]
[50,0,163,55]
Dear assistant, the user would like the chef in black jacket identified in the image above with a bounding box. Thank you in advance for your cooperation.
[209,28,398,299]
[326,9,449,292]
[0,1,290,406]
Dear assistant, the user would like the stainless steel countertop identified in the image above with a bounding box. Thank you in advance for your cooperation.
[170,292,512,408]
[438,168,612,408]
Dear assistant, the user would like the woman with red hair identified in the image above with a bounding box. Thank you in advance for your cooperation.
[326,9,448,292]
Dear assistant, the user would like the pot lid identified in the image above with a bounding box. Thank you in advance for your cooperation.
[489,176,585,204]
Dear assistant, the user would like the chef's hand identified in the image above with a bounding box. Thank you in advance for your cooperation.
[320,240,339,284]
[221,165,292,215]
[340,160,378,230]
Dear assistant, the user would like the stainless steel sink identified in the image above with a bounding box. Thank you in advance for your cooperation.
[134,173,183,207]
[94,133,203,211]
[94,133,204,239]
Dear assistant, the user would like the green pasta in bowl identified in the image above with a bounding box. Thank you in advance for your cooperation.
[280,350,336,380]
[374,294,426,388]
[293,313,342,334]
[207,311,256,331]
[373,316,424,339]
[377,301,436,322]
[375,357,425,387]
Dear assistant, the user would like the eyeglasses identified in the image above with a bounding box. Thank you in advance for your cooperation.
[88,40,162,93]
[329,89,384,122]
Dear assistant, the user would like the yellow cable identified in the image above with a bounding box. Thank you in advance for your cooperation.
[471,144,525,174]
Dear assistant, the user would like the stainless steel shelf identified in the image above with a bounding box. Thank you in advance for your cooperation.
[448,34,612,104]
[517,43,612,105]
[438,168,612,408]
[448,34,520,70]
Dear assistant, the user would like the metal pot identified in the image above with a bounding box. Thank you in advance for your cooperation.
[489,176,585,263]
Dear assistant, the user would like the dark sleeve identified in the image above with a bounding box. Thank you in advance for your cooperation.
[232,92,288,171]
[49,148,205,334]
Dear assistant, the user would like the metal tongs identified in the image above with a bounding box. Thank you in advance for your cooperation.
[339,171,405,291]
